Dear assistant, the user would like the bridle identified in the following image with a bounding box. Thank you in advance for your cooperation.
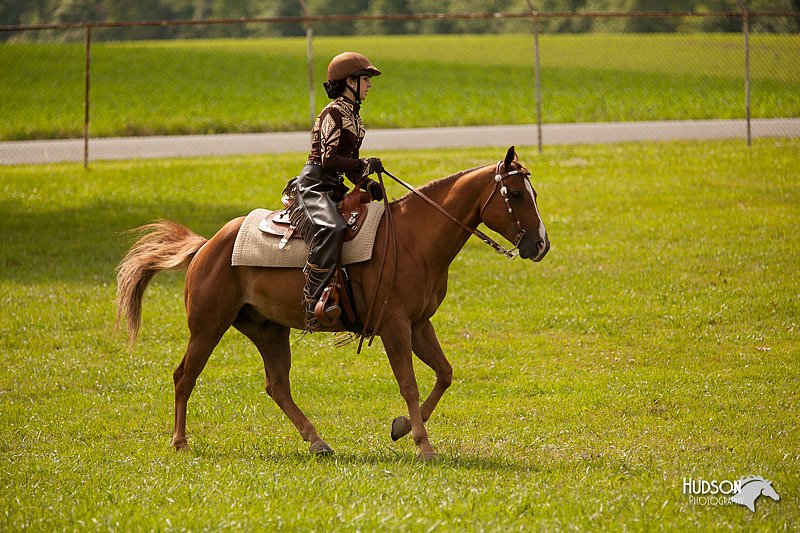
[480,161,530,258]
[384,161,531,259]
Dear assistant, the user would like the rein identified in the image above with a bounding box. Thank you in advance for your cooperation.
[356,163,528,353]
[357,169,397,353]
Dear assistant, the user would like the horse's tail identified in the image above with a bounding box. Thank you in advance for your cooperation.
[116,220,208,345]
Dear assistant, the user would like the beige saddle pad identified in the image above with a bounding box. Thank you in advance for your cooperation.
[231,203,385,268]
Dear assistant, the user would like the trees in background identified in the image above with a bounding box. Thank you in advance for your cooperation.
[1,0,797,39]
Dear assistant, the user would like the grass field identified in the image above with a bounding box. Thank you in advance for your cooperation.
[1,139,798,529]
[1,33,799,140]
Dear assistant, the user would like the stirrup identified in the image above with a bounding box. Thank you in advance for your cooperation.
[304,302,339,331]
[314,285,341,326]
[302,263,342,330]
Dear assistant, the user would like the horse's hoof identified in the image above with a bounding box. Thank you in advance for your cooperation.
[309,440,334,456]
[391,416,412,441]
[172,437,189,452]
[418,448,439,462]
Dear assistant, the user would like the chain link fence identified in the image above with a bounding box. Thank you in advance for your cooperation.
[1,10,798,165]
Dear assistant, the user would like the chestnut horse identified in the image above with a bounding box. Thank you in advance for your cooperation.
[116,146,549,460]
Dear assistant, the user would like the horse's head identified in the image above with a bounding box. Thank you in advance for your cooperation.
[762,480,780,502]
[480,146,550,262]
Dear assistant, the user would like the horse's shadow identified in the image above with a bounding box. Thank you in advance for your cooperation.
[183,443,540,473]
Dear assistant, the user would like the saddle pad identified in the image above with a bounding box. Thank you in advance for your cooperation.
[231,203,385,268]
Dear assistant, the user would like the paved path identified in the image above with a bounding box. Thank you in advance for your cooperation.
[1,118,798,165]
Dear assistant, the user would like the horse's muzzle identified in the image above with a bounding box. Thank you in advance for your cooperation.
[520,234,550,262]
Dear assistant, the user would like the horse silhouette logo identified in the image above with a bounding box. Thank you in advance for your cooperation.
[729,476,780,512]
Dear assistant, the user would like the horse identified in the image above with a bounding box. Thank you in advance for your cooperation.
[730,476,780,512]
[116,146,549,460]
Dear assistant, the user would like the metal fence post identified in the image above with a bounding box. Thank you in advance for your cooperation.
[737,0,752,147]
[306,26,315,131]
[83,24,92,168]
[529,3,543,154]
[299,0,315,133]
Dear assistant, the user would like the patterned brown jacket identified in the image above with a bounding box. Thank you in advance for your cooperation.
[307,96,366,186]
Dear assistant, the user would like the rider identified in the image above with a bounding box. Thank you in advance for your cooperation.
[296,51,385,330]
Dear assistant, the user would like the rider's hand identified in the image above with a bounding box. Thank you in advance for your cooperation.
[362,179,384,202]
[362,157,384,176]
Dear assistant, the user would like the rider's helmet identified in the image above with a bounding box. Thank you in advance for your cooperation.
[324,52,381,101]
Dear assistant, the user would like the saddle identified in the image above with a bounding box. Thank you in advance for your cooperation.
[257,185,373,332]
[259,187,372,250]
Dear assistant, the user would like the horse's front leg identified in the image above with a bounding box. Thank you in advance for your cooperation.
[381,321,438,460]
[391,318,453,442]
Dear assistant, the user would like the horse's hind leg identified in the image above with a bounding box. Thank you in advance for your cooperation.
[172,258,240,450]
[171,327,227,450]
[391,318,453,442]
[233,314,332,456]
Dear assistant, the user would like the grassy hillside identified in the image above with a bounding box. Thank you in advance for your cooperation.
[1,139,798,529]
[1,33,798,140]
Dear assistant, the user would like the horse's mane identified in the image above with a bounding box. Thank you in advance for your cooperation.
[393,166,485,206]
[738,476,767,487]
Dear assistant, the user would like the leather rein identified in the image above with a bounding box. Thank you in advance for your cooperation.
[357,163,528,352]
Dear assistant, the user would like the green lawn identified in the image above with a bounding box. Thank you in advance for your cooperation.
[1,139,798,529]
[1,33,798,140]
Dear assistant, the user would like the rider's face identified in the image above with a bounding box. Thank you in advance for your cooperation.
[347,76,372,101]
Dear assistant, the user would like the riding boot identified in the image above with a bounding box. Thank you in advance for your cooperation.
[295,163,347,331]
[303,263,341,330]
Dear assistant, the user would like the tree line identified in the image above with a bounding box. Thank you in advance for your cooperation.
[2,0,798,40]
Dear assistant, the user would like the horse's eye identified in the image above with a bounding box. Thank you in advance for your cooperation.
[510,190,524,200]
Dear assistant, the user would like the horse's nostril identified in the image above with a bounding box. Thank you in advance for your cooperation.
[535,240,545,253]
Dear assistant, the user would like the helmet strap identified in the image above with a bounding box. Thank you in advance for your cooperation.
[354,76,362,106]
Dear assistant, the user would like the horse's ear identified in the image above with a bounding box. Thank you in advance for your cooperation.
[504,146,516,169]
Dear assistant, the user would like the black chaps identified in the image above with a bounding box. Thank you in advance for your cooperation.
[295,163,346,280]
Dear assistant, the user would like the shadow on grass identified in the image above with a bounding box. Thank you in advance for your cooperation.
[185,442,540,473]
[0,199,252,284]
